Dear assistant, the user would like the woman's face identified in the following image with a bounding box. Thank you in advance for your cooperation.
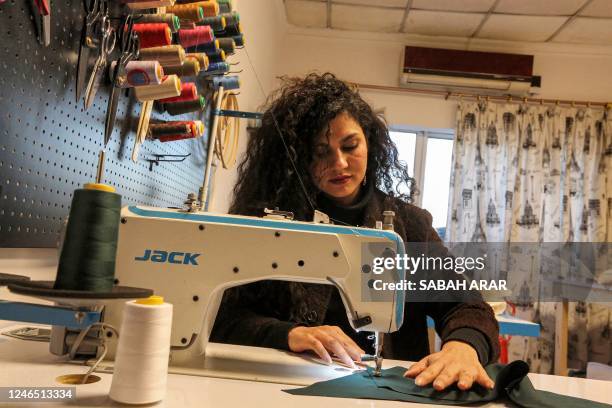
[310,112,368,205]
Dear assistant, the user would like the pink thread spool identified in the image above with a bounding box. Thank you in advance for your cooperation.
[178,26,214,48]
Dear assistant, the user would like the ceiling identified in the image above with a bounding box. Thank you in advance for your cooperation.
[283,0,612,46]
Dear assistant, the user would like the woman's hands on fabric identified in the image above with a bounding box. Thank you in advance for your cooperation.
[403,341,495,391]
[288,325,365,369]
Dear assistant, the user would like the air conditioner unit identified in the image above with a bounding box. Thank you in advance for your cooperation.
[400,46,541,97]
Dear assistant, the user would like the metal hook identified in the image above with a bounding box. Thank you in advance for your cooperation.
[228,69,243,74]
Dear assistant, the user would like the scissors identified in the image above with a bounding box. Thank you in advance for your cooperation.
[75,0,106,102]
[104,15,139,147]
[84,15,115,110]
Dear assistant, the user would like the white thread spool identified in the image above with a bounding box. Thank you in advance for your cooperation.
[109,296,173,405]
[134,74,182,102]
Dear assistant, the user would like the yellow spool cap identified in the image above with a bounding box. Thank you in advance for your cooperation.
[136,295,164,305]
[84,183,116,193]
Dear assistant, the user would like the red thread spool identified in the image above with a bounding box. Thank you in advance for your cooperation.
[177,121,198,136]
[133,23,172,48]
[158,83,198,103]
[178,26,214,48]
[158,134,196,142]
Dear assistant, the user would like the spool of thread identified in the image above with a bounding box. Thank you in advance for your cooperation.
[217,37,235,55]
[178,26,214,48]
[134,75,182,102]
[232,33,245,47]
[185,39,218,54]
[110,61,164,87]
[206,49,225,63]
[109,296,173,405]
[139,45,185,66]
[124,0,174,10]
[158,134,196,142]
[149,123,191,138]
[158,82,198,103]
[179,21,197,30]
[203,61,230,75]
[217,0,231,14]
[166,4,203,21]
[164,95,205,115]
[133,23,172,48]
[186,53,209,71]
[54,184,121,293]
[163,59,201,77]
[211,75,239,90]
[137,14,181,33]
[220,22,241,37]
[221,11,239,27]
[200,15,226,31]
[190,120,204,136]
[179,1,219,17]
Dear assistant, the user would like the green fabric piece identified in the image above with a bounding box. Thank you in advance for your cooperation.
[284,360,611,407]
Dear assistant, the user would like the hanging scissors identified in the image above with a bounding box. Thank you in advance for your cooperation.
[84,15,115,110]
[104,15,139,147]
[76,0,106,102]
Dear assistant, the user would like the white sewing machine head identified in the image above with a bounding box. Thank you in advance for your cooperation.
[103,205,406,367]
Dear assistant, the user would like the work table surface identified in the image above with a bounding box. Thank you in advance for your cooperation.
[0,323,610,407]
[0,249,610,407]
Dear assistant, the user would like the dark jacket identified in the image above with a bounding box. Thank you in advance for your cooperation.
[211,188,500,364]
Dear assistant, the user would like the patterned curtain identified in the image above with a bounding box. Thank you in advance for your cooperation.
[446,100,612,373]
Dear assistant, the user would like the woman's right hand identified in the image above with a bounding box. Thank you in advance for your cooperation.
[288,325,365,368]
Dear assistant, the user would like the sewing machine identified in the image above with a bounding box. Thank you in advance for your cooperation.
[103,205,406,375]
[2,204,406,378]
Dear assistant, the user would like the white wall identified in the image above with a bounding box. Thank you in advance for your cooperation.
[277,27,612,131]
[210,0,612,212]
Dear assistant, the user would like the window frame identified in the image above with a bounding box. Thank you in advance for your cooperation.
[388,126,454,208]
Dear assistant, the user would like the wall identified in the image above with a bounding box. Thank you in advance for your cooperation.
[207,0,288,212]
[208,0,612,212]
[276,27,612,130]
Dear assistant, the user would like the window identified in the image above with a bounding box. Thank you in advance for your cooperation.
[389,129,454,239]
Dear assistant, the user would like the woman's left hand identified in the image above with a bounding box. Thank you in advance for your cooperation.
[403,341,495,391]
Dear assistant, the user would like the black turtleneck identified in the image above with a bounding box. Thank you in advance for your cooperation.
[316,182,374,227]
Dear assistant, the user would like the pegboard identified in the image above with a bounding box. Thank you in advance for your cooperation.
[0,1,210,247]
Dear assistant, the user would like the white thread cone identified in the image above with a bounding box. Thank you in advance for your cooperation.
[110,298,173,404]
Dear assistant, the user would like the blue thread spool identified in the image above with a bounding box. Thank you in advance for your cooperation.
[212,76,240,90]
[204,62,230,75]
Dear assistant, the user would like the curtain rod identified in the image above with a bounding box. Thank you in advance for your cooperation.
[353,83,611,108]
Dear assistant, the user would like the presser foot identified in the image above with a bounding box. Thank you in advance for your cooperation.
[373,356,383,377]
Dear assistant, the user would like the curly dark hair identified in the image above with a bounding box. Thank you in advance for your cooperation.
[229,72,414,220]
[212,74,418,328]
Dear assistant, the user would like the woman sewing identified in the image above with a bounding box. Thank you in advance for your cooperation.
[211,73,499,391]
